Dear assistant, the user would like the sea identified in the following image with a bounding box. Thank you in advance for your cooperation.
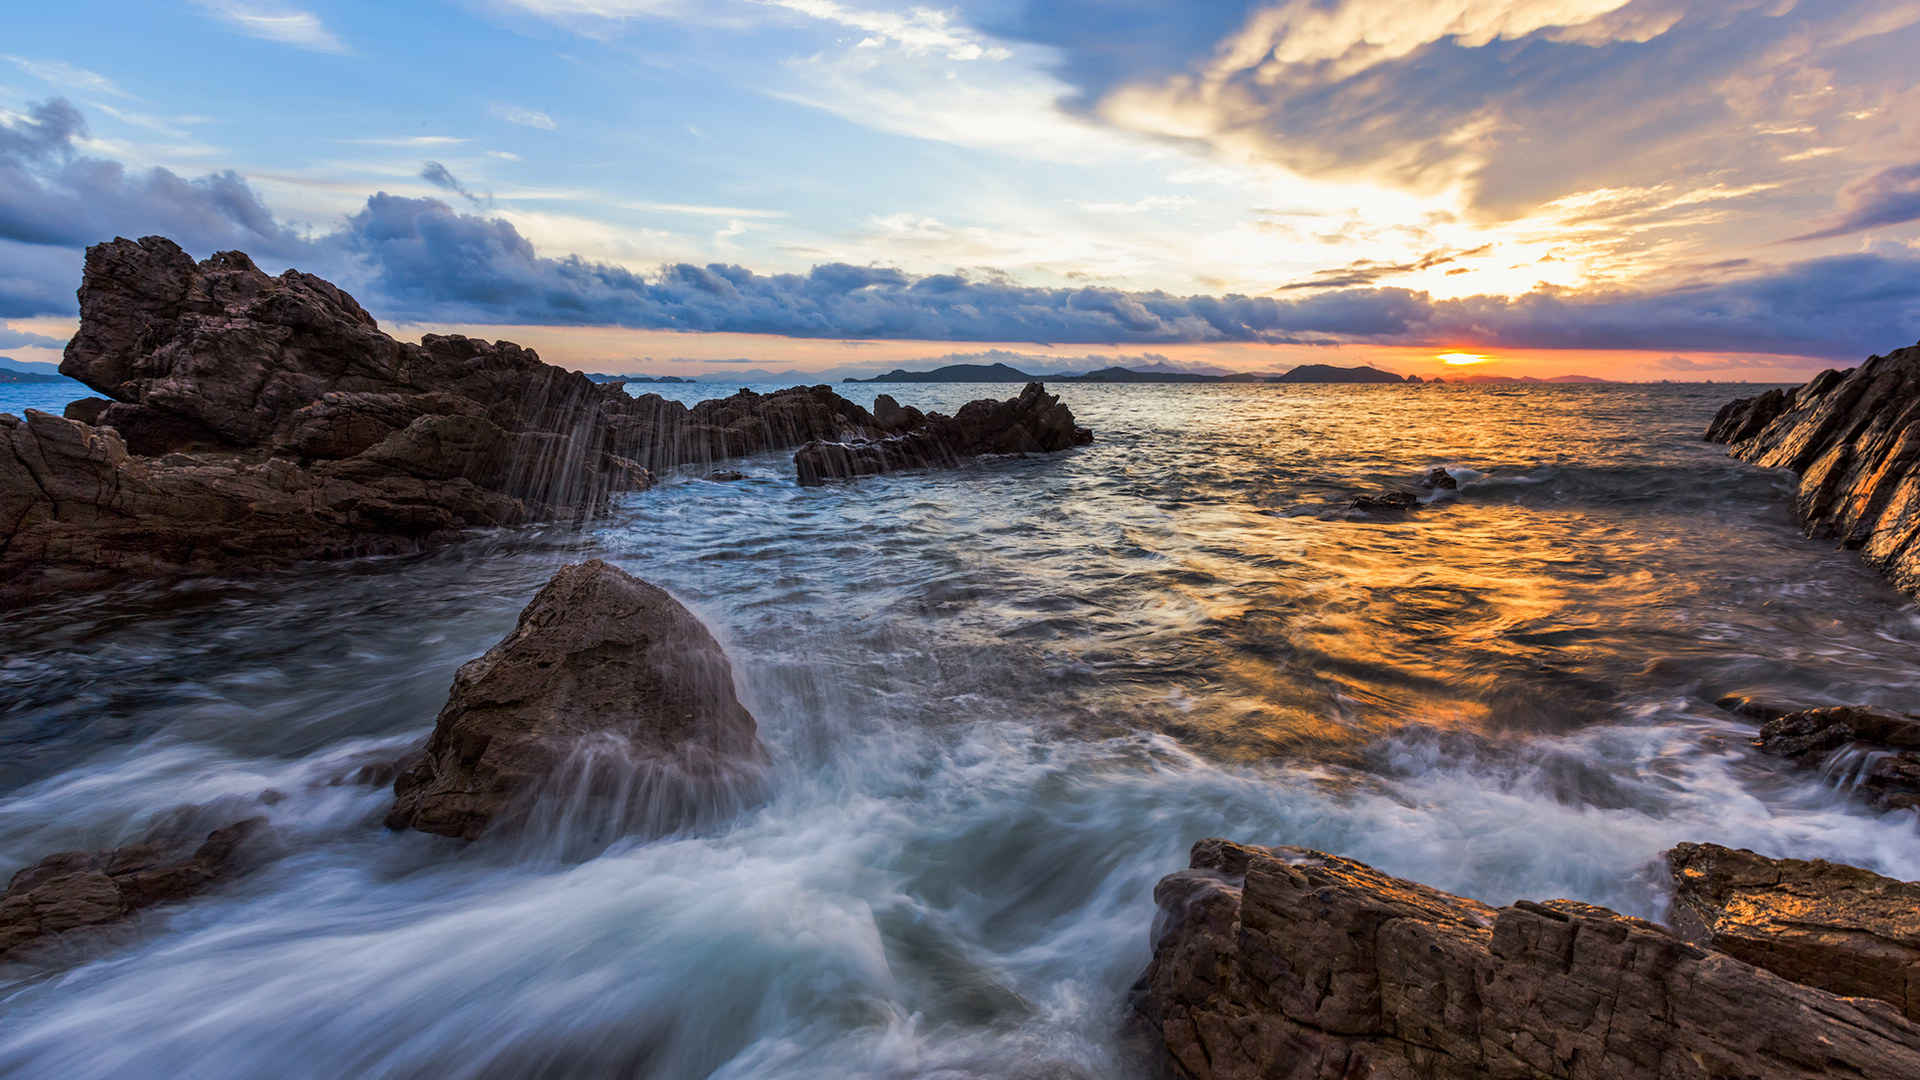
[2,378,1916,1078]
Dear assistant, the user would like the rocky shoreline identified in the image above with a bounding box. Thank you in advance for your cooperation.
[0,237,1091,607]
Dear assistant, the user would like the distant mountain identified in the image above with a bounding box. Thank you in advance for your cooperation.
[1448,374,1610,384]
[848,361,1407,384]
[584,372,698,384]
[0,359,64,384]
[1272,364,1404,384]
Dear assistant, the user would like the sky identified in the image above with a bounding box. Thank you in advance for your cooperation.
[3,0,1919,381]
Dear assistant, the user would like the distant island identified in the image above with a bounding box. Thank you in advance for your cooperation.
[845,361,1408,384]
[0,363,65,384]
[584,373,699,384]
[1444,373,1609,384]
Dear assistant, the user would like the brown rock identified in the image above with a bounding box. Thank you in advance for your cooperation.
[386,559,768,841]
[1706,344,1920,594]
[1751,706,1920,810]
[793,381,1091,485]
[0,818,267,960]
[1135,838,1920,1079]
[1667,842,1920,1022]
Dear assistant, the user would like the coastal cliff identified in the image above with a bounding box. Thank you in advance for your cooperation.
[1706,343,1920,593]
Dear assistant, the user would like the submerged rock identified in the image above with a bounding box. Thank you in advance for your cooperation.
[1346,489,1419,512]
[1135,838,1920,1079]
[387,559,767,842]
[1,236,884,606]
[1422,466,1458,490]
[0,818,267,960]
[1667,842,1920,1021]
[1706,343,1920,594]
[793,382,1090,486]
[1753,705,1920,810]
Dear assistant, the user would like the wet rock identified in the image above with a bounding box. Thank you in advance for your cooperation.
[794,382,1090,486]
[2,236,889,605]
[1346,489,1419,512]
[1714,690,1806,724]
[870,393,924,434]
[1752,706,1920,810]
[1667,842,1920,1021]
[386,559,768,841]
[0,818,268,960]
[1706,344,1920,594]
[1422,466,1458,490]
[1135,838,1920,1079]
[706,469,747,482]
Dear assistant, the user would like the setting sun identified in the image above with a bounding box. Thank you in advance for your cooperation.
[1436,352,1492,366]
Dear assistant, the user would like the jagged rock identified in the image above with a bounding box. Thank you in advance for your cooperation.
[870,393,924,434]
[793,382,1090,486]
[1667,842,1920,1021]
[1752,706,1920,810]
[386,559,767,841]
[1706,344,1920,593]
[1422,467,1458,490]
[2,236,889,605]
[0,818,267,960]
[1135,838,1920,1080]
[1347,489,1419,512]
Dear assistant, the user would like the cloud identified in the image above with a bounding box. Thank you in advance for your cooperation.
[0,323,66,349]
[420,161,486,206]
[4,56,133,99]
[1788,161,1920,242]
[191,1,348,53]
[0,98,306,256]
[492,105,557,130]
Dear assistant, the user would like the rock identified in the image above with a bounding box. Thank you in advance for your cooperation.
[0,818,267,960]
[706,469,747,482]
[1751,706,1920,810]
[1347,489,1419,512]
[1714,690,1805,724]
[794,382,1091,486]
[870,393,924,434]
[1135,838,1920,1080]
[2,237,891,606]
[1422,467,1458,490]
[1706,344,1920,594]
[1667,842,1920,1021]
[386,559,768,841]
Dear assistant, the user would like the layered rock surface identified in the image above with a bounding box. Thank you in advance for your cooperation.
[387,559,767,841]
[2,236,884,604]
[0,818,266,960]
[1706,343,1920,593]
[793,381,1090,485]
[1667,842,1920,1021]
[1135,839,1920,1080]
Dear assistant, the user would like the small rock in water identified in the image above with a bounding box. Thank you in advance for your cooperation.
[1346,489,1419,512]
[1667,842,1920,1020]
[0,818,269,961]
[386,559,768,843]
[706,469,747,482]
[1421,466,1458,490]
[1752,705,1920,810]
[794,382,1090,486]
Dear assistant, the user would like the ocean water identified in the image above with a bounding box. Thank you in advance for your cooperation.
[2,380,1916,1078]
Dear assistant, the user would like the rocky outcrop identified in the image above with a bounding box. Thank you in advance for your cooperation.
[1135,839,1920,1080]
[387,559,767,842]
[1667,842,1920,1021]
[1706,344,1920,593]
[1711,697,1920,810]
[0,818,267,960]
[0,236,887,605]
[793,381,1090,485]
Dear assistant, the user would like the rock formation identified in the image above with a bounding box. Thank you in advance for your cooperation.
[793,381,1090,485]
[0,237,887,605]
[1706,343,1920,594]
[1135,838,1920,1079]
[1711,697,1920,810]
[0,818,266,960]
[387,559,767,842]
[1667,842,1920,1021]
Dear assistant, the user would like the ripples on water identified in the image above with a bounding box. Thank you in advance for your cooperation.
[3,381,1918,1077]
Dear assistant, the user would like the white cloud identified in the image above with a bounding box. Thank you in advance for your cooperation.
[619,201,787,219]
[192,1,348,53]
[5,56,133,99]
[492,104,558,130]
[338,135,469,147]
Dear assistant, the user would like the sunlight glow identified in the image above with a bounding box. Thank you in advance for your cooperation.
[1437,352,1492,366]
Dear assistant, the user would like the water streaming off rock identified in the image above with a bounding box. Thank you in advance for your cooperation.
[2,381,1917,1078]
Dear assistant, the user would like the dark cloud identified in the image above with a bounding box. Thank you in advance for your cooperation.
[1277,244,1493,291]
[1789,162,1920,243]
[0,322,68,349]
[0,97,306,263]
[420,160,486,206]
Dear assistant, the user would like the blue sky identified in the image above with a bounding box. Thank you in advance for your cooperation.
[4,0,1920,379]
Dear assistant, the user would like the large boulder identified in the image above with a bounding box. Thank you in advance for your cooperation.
[1135,839,1920,1079]
[386,559,767,842]
[793,382,1091,485]
[1706,344,1920,594]
[1667,842,1920,1021]
[2,236,888,605]
[0,818,267,960]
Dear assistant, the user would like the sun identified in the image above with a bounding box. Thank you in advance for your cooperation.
[1436,352,1492,366]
